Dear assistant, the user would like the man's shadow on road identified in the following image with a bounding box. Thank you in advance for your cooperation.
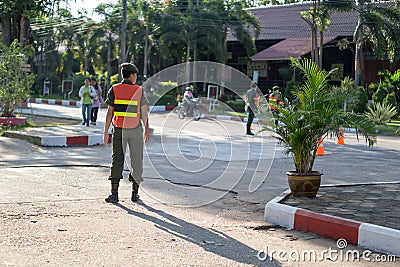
[114,202,280,267]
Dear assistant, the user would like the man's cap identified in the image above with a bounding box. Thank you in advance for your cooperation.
[121,63,139,74]
[272,86,280,91]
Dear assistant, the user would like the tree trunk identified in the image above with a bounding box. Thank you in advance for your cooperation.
[312,27,318,64]
[185,41,191,86]
[193,39,197,83]
[19,15,31,46]
[143,24,149,79]
[354,40,362,86]
[319,30,323,68]
[120,0,127,62]
[106,35,112,90]
[1,14,12,46]
[354,2,361,86]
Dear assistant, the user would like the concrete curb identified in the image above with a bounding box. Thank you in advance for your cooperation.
[29,98,81,107]
[264,189,400,257]
[29,98,176,113]
[149,105,176,113]
[5,131,113,147]
[7,113,262,147]
[202,114,261,123]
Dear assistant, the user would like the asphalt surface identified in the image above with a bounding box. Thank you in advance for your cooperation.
[0,103,399,266]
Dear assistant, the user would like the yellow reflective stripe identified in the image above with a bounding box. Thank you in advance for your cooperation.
[114,112,138,117]
[114,99,138,105]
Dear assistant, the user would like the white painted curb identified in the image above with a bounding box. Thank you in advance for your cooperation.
[359,223,400,257]
[41,136,67,147]
[264,190,296,229]
[149,106,166,113]
[88,135,103,146]
[264,202,297,229]
[62,100,71,107]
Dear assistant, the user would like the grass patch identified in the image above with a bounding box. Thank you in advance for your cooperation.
[225,111,247,117]
[386,120,400,127]
[0,124,28,136]
[375,123,400,136]
[30,94,80,101]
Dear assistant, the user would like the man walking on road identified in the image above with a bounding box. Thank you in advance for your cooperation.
[78,78,97,127]
[103,63,150,203]
[245,82,258,135]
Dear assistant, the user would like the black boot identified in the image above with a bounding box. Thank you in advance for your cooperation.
[131,182,140,202]
[105,182,119,203]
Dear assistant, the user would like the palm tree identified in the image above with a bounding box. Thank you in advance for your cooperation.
[158,0,260,64]
[301,0,353,67]
[353,0,400,86]
[94,3,121,88]
[219,0,261,63]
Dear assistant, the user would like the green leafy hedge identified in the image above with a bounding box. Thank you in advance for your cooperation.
[226,100,245,112]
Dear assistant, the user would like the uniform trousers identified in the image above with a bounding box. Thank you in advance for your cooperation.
[109,126,144,184]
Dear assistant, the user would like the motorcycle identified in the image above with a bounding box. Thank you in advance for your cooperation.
[177,98,202,121]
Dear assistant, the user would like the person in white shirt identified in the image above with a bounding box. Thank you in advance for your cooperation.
[78,78,97,126]
[182,86,194,114]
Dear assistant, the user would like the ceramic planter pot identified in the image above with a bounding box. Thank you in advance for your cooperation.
[287,171,322,197]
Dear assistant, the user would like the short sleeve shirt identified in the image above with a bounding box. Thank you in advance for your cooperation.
[83,86,92,104]
[105,80,149,107]
[246,89,257,110]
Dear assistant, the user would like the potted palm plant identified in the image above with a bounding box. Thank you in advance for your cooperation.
[273,58,376,197]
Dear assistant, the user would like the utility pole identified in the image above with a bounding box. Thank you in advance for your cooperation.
[120,0,127,63]
[144,23,149,79]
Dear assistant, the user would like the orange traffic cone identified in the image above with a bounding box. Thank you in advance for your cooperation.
[316,138,326,156]
[337,126,345,145]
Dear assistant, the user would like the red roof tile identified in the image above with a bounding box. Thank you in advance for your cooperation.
[228,3,358,41]
[251,36,337,60]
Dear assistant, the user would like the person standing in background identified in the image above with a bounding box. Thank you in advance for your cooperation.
[245,82,258,135]
[269,86,283,125]
[90,78,102,125]
[78,78,96,127]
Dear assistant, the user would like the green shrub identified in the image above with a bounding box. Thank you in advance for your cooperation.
[147,93,177,106]
[0,41,35,117]
[383,92,398,112]
[284,80,298,103]
[353,86,369,114]
[372,83,388,104]
[332,77,358,112]
[366,102,397,125]
[226,100,245,112]
[367,82,377,98]
[158,81,178,92]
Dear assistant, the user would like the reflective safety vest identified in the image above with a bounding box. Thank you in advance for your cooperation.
[113,83,142,128]
[269,94,279,111]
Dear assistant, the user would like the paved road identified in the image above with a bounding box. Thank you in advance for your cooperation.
[0,104,398,266]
